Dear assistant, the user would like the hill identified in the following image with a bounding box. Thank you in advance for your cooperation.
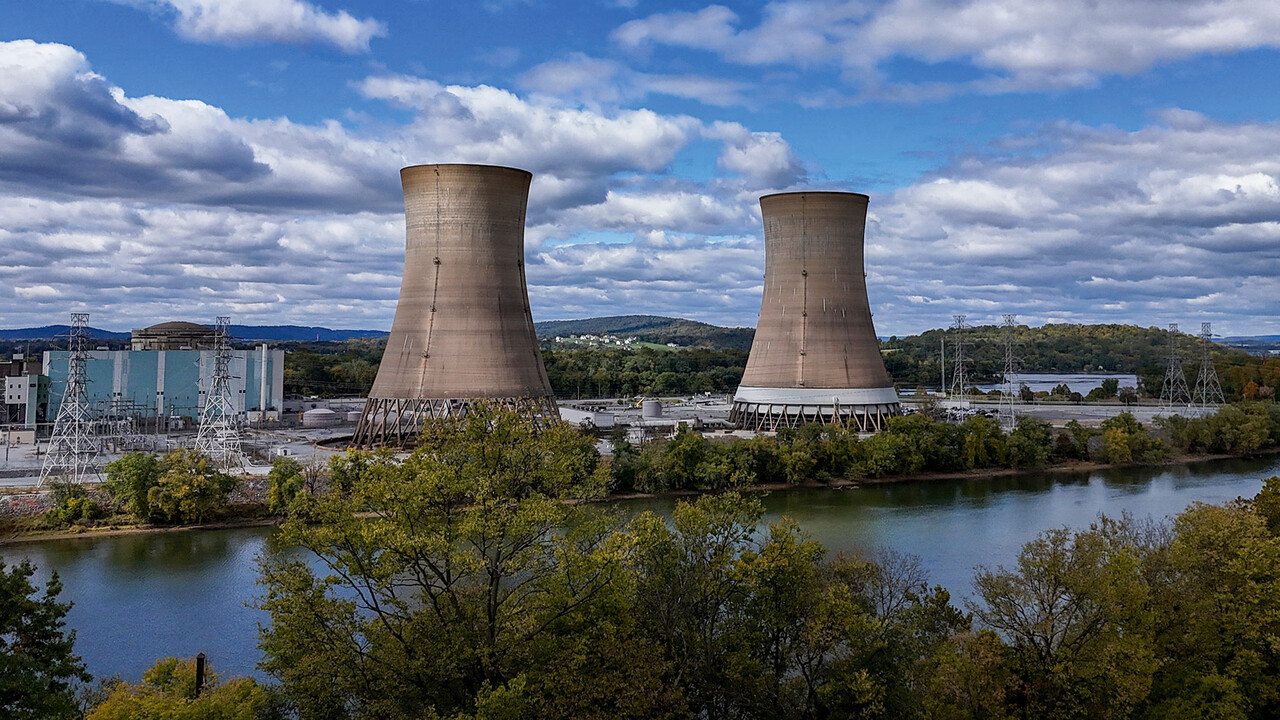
[0,325,129,340]
[0,324,387,342]
[535,315,755,350]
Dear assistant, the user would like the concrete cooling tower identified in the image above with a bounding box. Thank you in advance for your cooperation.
[352,164,558,448]
[730,192,901,432]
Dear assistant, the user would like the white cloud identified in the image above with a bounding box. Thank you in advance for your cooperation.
[4,39,1278,335]
[108,0,385,53]
[519,53,752,107]
[613,0,1280,95]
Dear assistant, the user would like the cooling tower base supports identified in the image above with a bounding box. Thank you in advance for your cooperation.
[350,396,560,449]
[729,386,901,433]
[729,401,900,433]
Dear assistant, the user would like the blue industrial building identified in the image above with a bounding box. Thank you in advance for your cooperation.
[43,347,285,424]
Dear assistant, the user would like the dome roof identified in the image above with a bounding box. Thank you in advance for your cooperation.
[143,321,212,333]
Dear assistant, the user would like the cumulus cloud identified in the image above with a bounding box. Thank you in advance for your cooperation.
[613,0,1280,95]
[107,0,385,53]
[868,113,1280,332]
[4,39,1278,336]
[519,53,752,107]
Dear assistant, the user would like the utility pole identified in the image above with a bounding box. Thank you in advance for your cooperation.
[998,314,1019,430]
[40,313,101,485]
[194,317,244,469]
[950,314,969,406]
[1160,323,1191,410]
[1192,322,1225,410]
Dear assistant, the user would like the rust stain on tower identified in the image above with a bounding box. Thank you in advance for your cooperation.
[731,191,901,432]
[352,164,558,447]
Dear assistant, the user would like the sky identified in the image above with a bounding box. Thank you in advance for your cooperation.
[2,0,1279,336]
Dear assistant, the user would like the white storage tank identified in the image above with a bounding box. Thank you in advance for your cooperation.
[302,408,340,427]
[641,400,663,419]
[346,410,363,423]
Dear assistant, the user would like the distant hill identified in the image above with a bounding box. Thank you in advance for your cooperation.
[227,325,387,342]
[0,325,387,342]
[535,315,755,350]
[0,325,129,340]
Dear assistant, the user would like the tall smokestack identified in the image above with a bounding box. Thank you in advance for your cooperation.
[353,164,558,447]
[731,192,900,432]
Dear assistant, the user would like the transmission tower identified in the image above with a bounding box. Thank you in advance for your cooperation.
[40,313,102,484]
[1160,323,1192,410]
[194,317,244,469]
[998,314,1020,430]
[1192,322,1225,410]
[950,314,969,405]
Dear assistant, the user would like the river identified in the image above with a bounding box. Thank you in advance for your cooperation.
[3,454,1277,683]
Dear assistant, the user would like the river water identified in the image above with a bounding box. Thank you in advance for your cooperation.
[3,455,1277,683]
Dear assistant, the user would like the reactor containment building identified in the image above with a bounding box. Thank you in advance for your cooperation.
[730,192,901,432]
[352,164,558,448]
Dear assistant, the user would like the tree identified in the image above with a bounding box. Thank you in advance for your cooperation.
[86,656,281,720]
[266,456,305,514]
[972,520,1158,720]
[0,559,89,720]
[1006,417,1053,469]
[103,451,162,521]
[258,406,659,720]
[146,450,237,525]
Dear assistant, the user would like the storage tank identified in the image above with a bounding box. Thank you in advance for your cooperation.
[641,400,663,419]
[730,192,900,432]
[352,164,558,447]
[302,408,340,427]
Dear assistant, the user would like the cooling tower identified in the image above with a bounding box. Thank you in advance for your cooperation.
[352,164,558,447]
[730,192,901,432]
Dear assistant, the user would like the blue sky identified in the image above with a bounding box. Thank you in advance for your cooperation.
[2,0,1279,336]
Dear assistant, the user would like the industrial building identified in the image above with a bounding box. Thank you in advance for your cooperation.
[3,355,47,430]
[731,192,901,432]
[130,320,216,350]
[43,344,284,426]
[353,163,559,447]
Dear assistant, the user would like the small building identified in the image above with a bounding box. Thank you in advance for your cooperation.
[2,355,47,429]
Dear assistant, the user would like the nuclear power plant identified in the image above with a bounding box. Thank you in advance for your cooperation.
[352,164,558,447]
[730,192,901,432]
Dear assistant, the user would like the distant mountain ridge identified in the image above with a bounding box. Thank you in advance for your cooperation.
[0,325,388,342]
[535,315,755,350]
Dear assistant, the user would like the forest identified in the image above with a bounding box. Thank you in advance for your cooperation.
[274,322,1280,403]
[8,405,1280,720]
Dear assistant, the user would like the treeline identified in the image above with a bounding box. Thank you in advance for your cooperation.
[543,346,747,398]
[279,323,1280,402]
[9,407,1280,719]
[614,403,1280,493]
[882,323,1260,396]
[281,339,382,397]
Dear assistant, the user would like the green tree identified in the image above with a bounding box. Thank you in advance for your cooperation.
[103,451,163,521]
[266,456,305,514]
[0,559,90,720]
[1006,417,1053,469]
[972,519,1158,720]
[258,406,659,720]
[146,450,237,525]
[86,656,280,720]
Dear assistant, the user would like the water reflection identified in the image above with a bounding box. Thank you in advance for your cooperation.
[1,454,1276,683]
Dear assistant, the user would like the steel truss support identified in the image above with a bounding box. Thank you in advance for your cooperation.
[728,401,901,434]
[351,396,561,449]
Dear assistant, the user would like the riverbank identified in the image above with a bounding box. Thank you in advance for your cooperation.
[606,447,1280,501]
[8,447,1277,545]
